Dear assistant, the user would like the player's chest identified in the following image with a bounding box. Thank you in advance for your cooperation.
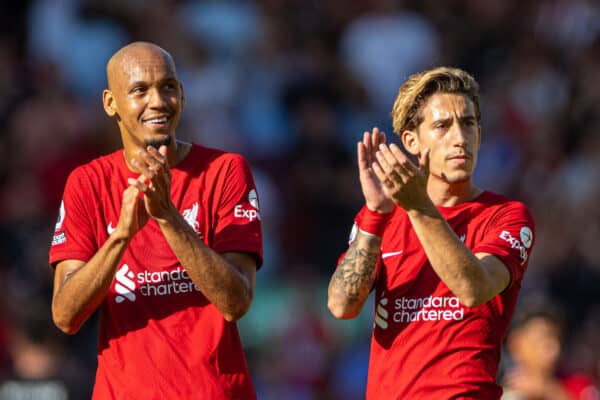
[95,175,214,247]
[380,215,481,290]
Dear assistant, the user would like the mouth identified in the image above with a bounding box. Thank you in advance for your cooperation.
[446,153,472,161]
[142,115,171,129]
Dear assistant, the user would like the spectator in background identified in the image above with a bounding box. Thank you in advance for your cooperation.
[49,42,263,399]
[0,301,91,400]
[328,67,535,399]
[503,298,599,400]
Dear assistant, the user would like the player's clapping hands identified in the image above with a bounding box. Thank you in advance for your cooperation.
[129,145,176,220]
[357,127,395,213]
[115,184,149,238]
[371,140,431,212]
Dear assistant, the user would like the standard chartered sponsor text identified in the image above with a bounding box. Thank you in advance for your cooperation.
[137,268,200,297]
[393,296,464,322]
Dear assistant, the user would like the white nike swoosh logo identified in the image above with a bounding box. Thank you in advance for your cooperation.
[381,251,403,259]
[107,222,116,235]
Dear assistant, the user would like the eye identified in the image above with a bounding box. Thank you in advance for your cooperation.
[463,118,476,127]
[131,86,146,95]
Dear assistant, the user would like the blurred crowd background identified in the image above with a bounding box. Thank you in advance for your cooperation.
[0,0,599,399]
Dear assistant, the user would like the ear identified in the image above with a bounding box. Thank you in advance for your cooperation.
[401,129,420,156]
[103,89,117,117]
[476,125,482,151]
[179,83,186,109]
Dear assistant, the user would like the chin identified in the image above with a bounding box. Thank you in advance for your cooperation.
[144,135,172,149]
[447,174,471,184]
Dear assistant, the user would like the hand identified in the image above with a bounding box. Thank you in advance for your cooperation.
[129,145,176,220]
[371,143,431,211]
[358,128,394,213]
[115,185,149,238]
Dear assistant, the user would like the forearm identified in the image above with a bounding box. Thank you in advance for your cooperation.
[156,210,252,321]
[328,231,381,319]
[407,206,495,307]
[52,234,131,334]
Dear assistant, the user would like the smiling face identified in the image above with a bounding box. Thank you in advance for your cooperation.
[402,92,480,185]
[103,43,185,152]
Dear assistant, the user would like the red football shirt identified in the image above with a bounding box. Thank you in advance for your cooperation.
[349,191,535,399]
[49,144,263,400]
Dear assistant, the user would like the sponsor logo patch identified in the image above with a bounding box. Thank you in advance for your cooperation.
[500,230,529,264]
[375,293,465,329]
[520,226,533,249]
[51,232,66,246]
[113,264,200,303]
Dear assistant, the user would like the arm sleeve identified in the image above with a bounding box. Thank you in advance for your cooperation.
[48,168,98,267]
[472,201,535,288]
[211,154,263,268]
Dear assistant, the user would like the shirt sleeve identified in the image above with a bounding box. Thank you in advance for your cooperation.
[211,154,263,267]
[49,167,98,267]
[472,201,535,288]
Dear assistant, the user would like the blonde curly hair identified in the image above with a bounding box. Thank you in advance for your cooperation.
[391,67,480,136]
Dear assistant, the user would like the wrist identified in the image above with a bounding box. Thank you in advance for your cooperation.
[154,204,181,227]
[358,206,393,237]
[108,229,133,245]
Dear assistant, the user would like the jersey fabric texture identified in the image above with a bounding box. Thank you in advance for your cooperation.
[350,191,535,400]
[49,144,263,400]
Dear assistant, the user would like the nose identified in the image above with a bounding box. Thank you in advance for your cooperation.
[148,87,168,109]
[449,122,468,147]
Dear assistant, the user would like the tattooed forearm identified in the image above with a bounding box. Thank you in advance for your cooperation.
[328,231,381,316]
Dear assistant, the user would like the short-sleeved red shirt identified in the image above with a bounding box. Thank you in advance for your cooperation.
[50,144,263,400]
[349,191,534,399]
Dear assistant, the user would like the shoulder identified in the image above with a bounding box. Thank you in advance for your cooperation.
[185,143,252,172]
[63,151,121,190]
[477,191,535,227]
[477,191,530,212]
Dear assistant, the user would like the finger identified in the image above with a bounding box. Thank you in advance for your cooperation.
[357,142,370,172]
[378,144,411,183]
[132,157,159,184]
[372,128,386,148]
[131,156,154,176]
[146,145,169,169]
[371,127,381,149]
[362,131,373,165]
[378,144,410,183]
[128,177,150,193]
[140,148,164,172]
[371,161,394,190]
[388,143,419,174]
[158,145,168,159]
[375,148,392,173]
[122,184,140,205]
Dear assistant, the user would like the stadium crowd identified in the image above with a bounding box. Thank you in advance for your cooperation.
[0,0,598,398]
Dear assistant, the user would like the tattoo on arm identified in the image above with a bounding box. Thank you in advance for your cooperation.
[330,232,381,305]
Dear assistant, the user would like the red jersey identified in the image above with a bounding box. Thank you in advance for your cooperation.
[349,191,534,399]
[49,144,263,400]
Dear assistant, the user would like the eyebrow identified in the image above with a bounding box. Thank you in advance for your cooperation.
[431,114,477,124]
[127,77,177,89]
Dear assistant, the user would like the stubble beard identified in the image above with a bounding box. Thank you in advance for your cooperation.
[144,136,172,150]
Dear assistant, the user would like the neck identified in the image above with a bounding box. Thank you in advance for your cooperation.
[123,139,190,172]
[426,178,481,207]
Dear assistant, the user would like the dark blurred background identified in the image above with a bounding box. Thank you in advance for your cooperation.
[0,0,599,399]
